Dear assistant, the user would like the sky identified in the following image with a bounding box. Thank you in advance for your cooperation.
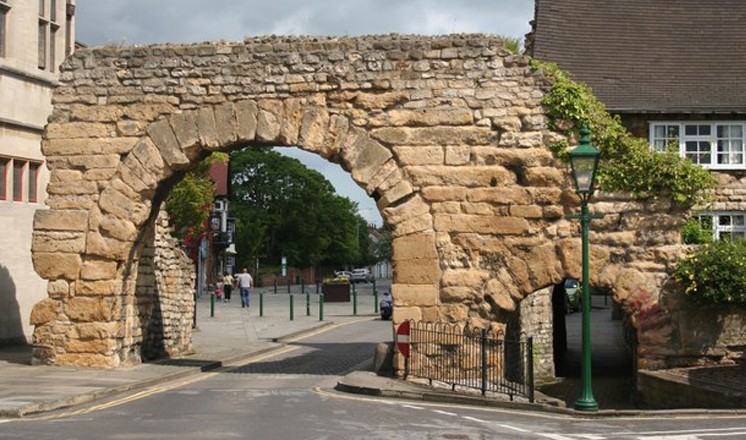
[75,1,536,226]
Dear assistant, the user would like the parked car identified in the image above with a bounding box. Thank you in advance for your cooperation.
[350,268,372,283]
[564,278,580,313]
[380,291,393,320]
[333,271,352,282]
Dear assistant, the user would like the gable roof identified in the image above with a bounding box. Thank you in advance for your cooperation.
[530,0,746,114]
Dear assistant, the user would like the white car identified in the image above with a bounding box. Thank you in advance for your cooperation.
[350,268,372,283]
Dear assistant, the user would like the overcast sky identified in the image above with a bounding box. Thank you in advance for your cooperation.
[76,1,535,226]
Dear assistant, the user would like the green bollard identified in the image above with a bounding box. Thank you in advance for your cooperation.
[374,288,379,314]
[319,294,324,321]
[306,292,310,316]
[274,280,277,294]
[210,292,215,317]
[353,288,357,315]
[301,278,305,294]
[287,278,291,294]
[259,291,264,317]
[290,294,294,321]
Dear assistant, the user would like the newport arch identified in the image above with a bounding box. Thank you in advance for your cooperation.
[28,34,736,376]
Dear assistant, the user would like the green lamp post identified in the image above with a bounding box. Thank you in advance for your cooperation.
[566,122,603,412]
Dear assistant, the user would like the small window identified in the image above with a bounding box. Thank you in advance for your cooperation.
[0,158,7,200]
[0,1,9,58]
[698,212,746,241]
[13,161,24,202]
[28,162,40,203]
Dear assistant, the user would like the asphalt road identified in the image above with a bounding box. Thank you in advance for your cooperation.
[1,319,744,440]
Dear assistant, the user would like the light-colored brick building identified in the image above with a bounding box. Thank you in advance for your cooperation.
[0,0,75,343]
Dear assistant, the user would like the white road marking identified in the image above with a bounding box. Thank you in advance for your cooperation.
[432,409,458,416]
[495,423,531,433]
[462,416,487,423]
[401,404,425,410]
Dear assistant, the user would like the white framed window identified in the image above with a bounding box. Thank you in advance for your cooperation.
[696,212,746,240]
[649,122,746,170]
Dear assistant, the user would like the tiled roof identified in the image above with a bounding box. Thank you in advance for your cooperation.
[530,0,746,113]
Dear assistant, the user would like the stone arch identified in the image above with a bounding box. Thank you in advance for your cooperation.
[29,34,718,371]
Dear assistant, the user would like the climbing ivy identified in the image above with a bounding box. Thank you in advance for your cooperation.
[534,61,716,206]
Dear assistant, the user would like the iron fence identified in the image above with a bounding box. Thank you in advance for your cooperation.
[404,320,534,402]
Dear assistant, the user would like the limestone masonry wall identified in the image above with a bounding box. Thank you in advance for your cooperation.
[28,34,744,370]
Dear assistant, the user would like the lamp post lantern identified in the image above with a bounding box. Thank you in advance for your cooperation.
[566,122,603,412]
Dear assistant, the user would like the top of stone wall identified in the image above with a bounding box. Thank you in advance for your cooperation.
[63,33,525,72]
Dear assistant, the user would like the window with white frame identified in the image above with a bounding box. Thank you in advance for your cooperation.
[649,122,746,169]
[696,212,746,240]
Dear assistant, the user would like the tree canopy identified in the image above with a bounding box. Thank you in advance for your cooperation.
[230,147,373,269]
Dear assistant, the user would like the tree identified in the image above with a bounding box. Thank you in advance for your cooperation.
[230,147,368,269]
[164,152,228,239]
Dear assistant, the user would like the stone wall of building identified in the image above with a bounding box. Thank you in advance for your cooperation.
[27,34,745,370]
[515,287,554,383]
[135,210,194,361]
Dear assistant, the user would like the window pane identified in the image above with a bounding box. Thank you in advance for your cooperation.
[0,7,6,58]
[39,0,44,16]
[719,215,732,226]
[50,27,56,72]
[28,163,39,203]
[735,215,745,226]
[0,158,6,199]
[50,0,56,21]
[13,161,23,201]
[38,21,47,69]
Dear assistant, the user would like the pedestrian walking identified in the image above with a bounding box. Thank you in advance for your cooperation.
[222,272,234,302]
[235,268,253,308]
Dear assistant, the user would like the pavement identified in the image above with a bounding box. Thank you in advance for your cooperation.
[0,287,744,419]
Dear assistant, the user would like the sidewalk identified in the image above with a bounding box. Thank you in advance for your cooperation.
[0,290,377,418]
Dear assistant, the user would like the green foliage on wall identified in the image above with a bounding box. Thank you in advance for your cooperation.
[534,61,716,206]
[673,239,746,304]
[680,218,714,245]
[165,152,229,236]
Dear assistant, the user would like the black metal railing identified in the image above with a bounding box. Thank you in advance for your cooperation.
[405,320,534,402]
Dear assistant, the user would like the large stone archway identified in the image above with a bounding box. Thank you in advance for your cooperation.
[28,34,741,370]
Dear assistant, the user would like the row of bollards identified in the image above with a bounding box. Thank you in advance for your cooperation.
[209,288,381,321]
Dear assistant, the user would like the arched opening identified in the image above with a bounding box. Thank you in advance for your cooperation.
[543,279,637,408]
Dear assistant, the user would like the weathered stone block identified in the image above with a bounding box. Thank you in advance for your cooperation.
[256,100,282,142]
[393,146,444,165]
[394,258,441,284]
[371,126,494,146]
[147,118,190,169]
[406,165,515,187]
[236,100,258,141]
[214,102,238,146]
[32,231,87,253]
[393,233,438,260]
[169,111,200,154]
[32,253,81,280]
[441,269,490,287]
[81,260,118,281]
[391,284,439,307]
[434,214,529,235]
[45,122,112,139]
[29,299,60,325]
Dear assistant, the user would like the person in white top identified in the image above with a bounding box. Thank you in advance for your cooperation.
[234,268,253,308]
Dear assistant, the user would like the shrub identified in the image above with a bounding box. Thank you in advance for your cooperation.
[680,218,714,245]
[673,239,746,304]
